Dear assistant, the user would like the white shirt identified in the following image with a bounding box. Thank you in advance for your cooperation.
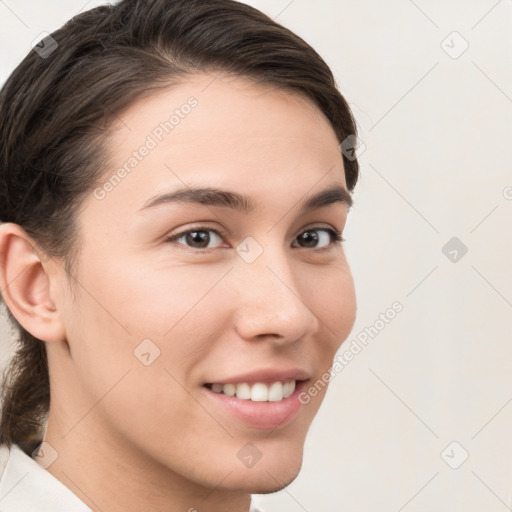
[0,444,265,512]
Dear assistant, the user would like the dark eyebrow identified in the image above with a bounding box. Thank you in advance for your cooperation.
[139,185,352,213]
[300,186,353,212]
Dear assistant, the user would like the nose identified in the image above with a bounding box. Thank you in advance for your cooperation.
[231,247,320,344]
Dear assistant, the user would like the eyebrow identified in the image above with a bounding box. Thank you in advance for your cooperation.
[139,185,353,214]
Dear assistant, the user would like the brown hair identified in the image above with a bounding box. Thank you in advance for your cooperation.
[0,0,359,456]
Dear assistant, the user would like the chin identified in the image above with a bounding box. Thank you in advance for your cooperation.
[220,450,304,494]
[249,466,302,495]
[226,468,302,495]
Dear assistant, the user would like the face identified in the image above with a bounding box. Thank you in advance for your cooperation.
[48,73,356,495]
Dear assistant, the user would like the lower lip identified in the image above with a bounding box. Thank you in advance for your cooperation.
[202,381,308,430]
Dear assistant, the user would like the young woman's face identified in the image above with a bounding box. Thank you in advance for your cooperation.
[47,73,356,495]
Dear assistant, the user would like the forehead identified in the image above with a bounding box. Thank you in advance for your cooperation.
[90,73,346,214]
[109,73,340,158]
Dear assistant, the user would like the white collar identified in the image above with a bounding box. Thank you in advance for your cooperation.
[0,443,92,511]
[0,444,265,512]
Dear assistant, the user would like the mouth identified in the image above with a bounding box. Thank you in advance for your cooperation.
[204,379,297,402]
[201,376,310,430]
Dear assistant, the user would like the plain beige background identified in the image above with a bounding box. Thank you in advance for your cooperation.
[1,1,511,510]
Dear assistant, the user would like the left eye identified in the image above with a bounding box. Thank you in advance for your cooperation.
[168,227,342,250]
[292,228,342,249]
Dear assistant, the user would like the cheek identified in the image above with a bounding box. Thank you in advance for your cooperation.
[60,262,224,442]
[75,251,229,336]
[307,262,356,348]
[302,262,356,406]
[63,256,231,388]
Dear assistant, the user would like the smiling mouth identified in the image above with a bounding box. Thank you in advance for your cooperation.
[204,380,298,402]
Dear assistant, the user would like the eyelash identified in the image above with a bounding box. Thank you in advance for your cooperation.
[166,226,345,252]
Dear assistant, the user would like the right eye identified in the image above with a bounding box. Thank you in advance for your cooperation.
[166,228,225,250]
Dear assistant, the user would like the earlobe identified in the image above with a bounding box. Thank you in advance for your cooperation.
[0,222,66,343]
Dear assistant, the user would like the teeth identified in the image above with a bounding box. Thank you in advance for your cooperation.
[209,380,297,402]
[283,380,296,398]
[235,383,251,400]
[251,383,268,402]
[223,383,236,397]
[268,382,283,402]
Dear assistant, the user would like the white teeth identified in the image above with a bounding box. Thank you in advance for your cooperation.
[283,380,296,398]
[268,382,283,402]
[251,383,268,402]
[210,380,296,402]
[235,383,251,400]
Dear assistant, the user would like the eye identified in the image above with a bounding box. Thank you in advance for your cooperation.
[292,228,344,249]
[168,228,225,250]
[166,226,344,251]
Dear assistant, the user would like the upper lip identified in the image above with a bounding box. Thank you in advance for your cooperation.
[205,368,311,385]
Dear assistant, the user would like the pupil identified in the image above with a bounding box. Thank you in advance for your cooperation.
[187,230,209,248]
[300,231,318,247]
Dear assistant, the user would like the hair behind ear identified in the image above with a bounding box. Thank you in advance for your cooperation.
[0,311,49,455]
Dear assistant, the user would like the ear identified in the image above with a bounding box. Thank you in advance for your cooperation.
[0,222,66,343]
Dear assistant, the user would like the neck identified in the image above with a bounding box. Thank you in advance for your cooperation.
[41,411,252,512]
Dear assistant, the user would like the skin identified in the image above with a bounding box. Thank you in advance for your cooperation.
[0,73,356,512]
